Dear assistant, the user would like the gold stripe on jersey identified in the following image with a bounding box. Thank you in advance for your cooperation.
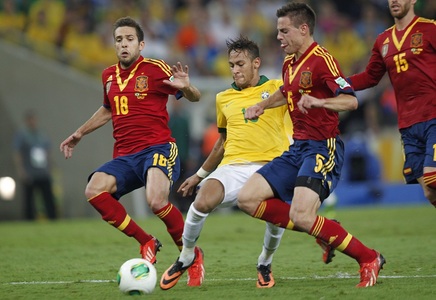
[417,17,436,24]
[284,54,294,64]
[144,58,172,77]
[115,63,141,91]
[392,17,420,51]
[314,47,340,77]
[147,58,171,71]
[287,48,317,84]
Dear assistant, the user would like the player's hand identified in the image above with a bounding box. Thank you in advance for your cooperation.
[244,104,264,120]
[297,94,325,114]
[59,132,82,159]
[163,62,190,89]
[177,173,202,197]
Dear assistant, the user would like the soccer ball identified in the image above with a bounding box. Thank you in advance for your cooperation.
[117,258,157,295]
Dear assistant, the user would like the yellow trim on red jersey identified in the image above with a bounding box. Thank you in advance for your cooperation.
[144,58,172,76]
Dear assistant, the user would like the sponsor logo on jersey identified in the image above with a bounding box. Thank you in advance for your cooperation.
[135,92,148,100]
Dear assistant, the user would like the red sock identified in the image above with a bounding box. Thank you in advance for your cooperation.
[154,203,184,250]
[253,198,295,229]
[310,216,376,264]
[88,192,152,245]
[423,171,436,189]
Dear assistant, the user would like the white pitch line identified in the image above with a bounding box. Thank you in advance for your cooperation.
[4,274,436,285]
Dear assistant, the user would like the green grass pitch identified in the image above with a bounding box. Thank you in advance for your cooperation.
[1,205,435,299]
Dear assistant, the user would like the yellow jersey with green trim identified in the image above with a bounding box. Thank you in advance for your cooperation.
[217,76,293,166]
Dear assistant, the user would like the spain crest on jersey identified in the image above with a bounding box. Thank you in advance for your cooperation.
[135,75,148,92]
[410,33,423,47]
[299,71,313,89]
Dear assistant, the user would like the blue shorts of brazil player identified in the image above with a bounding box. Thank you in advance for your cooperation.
[88,142,180,200]
[400,119,436,184]
[257,136,344,203]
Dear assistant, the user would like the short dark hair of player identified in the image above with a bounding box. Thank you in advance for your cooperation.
[226,35,260,61]
[276,2,316,35]
[113,16,145,42]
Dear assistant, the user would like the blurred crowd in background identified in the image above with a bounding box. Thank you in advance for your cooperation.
[3,0,436,135]
[1,0,435,214]
[1,0,434,77]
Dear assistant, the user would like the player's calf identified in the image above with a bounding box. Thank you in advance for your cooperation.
[423,171,436,189]
[422,171,436,207]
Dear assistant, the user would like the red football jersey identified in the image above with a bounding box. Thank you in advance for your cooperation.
[281,42,355,140]
[349,17,436,129]
[102,56,179,157]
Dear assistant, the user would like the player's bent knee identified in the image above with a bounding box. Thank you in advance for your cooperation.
[236,198,251,214]
[147,198,168,212]
[85,185,101,199]
[192,200,214,214]
[289,210,315,231]
[422,188,436,207]
[422,171,436,206]
[237,188,261,215]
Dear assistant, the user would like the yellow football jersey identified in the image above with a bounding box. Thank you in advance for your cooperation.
[217,76,293,166]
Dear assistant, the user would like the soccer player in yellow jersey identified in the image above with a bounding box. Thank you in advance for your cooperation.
[160,35,328,290]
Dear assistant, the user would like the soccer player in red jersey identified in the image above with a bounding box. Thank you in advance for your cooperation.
[348,0,436,207]
[238,3,385,287]
[59,17,203,282]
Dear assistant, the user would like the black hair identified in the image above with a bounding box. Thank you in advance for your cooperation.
[226,35,260,60]
[113,16,145,42]
[276,2,316,35]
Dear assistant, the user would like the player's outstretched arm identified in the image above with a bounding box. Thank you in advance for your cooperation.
[244,104,264,120]
[177,173,202,198]
[297,93,358,114]
[245,90,286,120]
[60,132,82,159]
[60,106,112,159]
[163,62,201,102]
[177,133,225,197]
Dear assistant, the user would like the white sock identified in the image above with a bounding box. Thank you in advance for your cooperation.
[179,203,208,267]
[258,222,285,266]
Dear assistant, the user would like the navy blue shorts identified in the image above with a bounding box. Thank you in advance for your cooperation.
[257,137,344,203]
[90,142,180,199]
[400,119,436,183]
